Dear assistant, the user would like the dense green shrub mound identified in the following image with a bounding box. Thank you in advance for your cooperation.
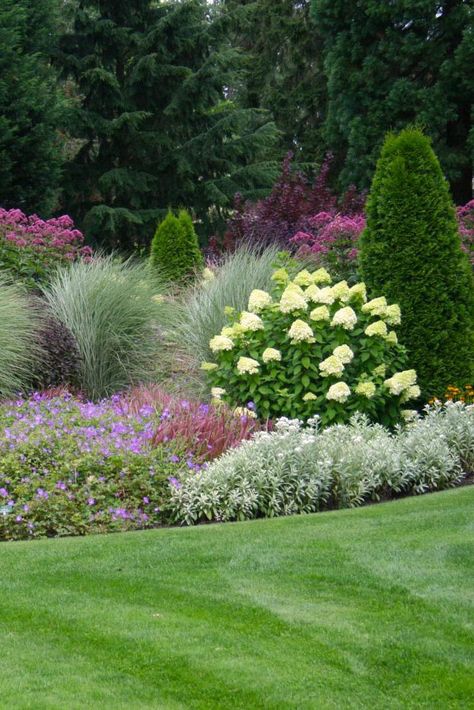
[359,127,474,398]
[204,265,414,426]
[150,210,203,283]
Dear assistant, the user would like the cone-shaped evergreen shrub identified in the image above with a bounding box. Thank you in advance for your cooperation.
[359,128,474,398]
[150,210,203,283]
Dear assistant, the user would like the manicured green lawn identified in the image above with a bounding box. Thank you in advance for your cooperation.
[1,488,473,709]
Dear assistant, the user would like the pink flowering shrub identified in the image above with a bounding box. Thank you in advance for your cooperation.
[456,200,474,267]
[0,208,92,287]
[290,211,366,282]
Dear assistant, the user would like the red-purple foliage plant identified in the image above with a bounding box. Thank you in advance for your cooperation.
[0,208,92,287]
[213,153,365,255]
[126,386,265,464]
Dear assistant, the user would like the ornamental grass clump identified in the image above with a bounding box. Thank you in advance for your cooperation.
[204,265,416,426]
[0,276,42,396]
[43,256,169,399]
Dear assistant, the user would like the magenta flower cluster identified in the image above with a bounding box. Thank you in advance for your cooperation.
[456,200,474,266]
[0,208,92,261]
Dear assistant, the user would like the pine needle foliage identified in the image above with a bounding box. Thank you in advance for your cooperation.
[359,128,474,398]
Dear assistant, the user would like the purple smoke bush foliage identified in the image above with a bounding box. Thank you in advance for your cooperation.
[214,153,365,255]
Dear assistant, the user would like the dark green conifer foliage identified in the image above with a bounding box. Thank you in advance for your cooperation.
[0,0,64,214]
[312,0,474,202]
[58,0,278,249]
[218,0,326,162]
[359,128,474,398]
[150,210,202,284]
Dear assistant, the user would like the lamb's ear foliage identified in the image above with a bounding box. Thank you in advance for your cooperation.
[359,127,474,398]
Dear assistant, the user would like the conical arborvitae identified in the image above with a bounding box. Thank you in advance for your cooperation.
[150,210,203,283]
[359,127,474,398]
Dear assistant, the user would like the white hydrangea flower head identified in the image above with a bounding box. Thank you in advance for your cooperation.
[210,335,234,352]
[312,267,332,285]
[200,361,218,371]
[202,267,215,283]
[314,286,335,304]
[326,382,351,402]
[262,347,282,363]
[236,356,260,375]
[220,326,236,338]
[240,311,264,331]
[331,306,357,330]
[333,344,354,364]
[248,289,272,313]
[384,304,401,326]
[373,363,386,378]
[271,267,290,284]
[362,296,388,317]
[303,392,317,401]
[348,282,367,303]
[401,409,418,422]
[384,330,398,345]
[400,384,421,403]
[233,406,257,419]
[309,305,330,322]
[355,381,376,398]
[384,369,417,395]
[330,280,351,302]
[365,320,388,337]
[288,319,315,342]
[305,284,322,302]
[211,387,226,398]
[279,284,308,313]
[293,269,313,287]
[319,354,345,377]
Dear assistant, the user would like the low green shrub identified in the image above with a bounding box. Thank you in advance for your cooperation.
[150,210,203,283]
[42,255,169,399]
[168,402,473,525]
[204,265,414,426]
[0,276,42,396]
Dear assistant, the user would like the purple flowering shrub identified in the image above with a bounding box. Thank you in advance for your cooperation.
[456,200,474,267]
[0,393,189,541]
[0,208,92,288]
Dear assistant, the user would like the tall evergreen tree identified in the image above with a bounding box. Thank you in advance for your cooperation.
[0,0,65,214]
[218,0,326,162]
[312,0,474,202]
[359,128,474,397]
[58,0,278,249]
